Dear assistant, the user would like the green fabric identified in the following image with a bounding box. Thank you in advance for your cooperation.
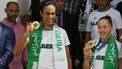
[54,25,62,52]
[104,35,118,69]
[27,21,43,69]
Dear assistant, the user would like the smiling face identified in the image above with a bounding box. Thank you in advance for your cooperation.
[97,18,112,42]
[40,5,56,28]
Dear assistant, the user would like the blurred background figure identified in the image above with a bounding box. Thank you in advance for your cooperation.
[53,0,64,27]
[29,0,41,21]
[63,0,82,69]
[110,0,122,8]
[1,1,28,69]
[116,1,122,16]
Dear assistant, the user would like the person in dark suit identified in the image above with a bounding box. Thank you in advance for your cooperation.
[63,0,82,69]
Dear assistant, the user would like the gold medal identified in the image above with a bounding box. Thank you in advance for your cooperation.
[87,40,94,48]
[32,21,40,29]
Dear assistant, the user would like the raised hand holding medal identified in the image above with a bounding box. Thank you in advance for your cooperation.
[31,21,40,29]
[25,21,40,36]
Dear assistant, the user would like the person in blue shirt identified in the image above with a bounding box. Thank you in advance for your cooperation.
[0,22,15,69]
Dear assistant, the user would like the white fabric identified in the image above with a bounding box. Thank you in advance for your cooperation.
[110,0,122,8]
[86,8,122,40]
[38,26,70,69]
[90,39,122,69]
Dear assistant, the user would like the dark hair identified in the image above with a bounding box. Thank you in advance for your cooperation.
[116,2,122,16]
[30,0,41,21]
[6,1,19,8]
[39,0,56,13]
[97,15,113,27]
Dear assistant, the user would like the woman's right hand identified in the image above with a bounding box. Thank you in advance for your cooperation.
[83,43,90,60]
[24,23,34,36]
